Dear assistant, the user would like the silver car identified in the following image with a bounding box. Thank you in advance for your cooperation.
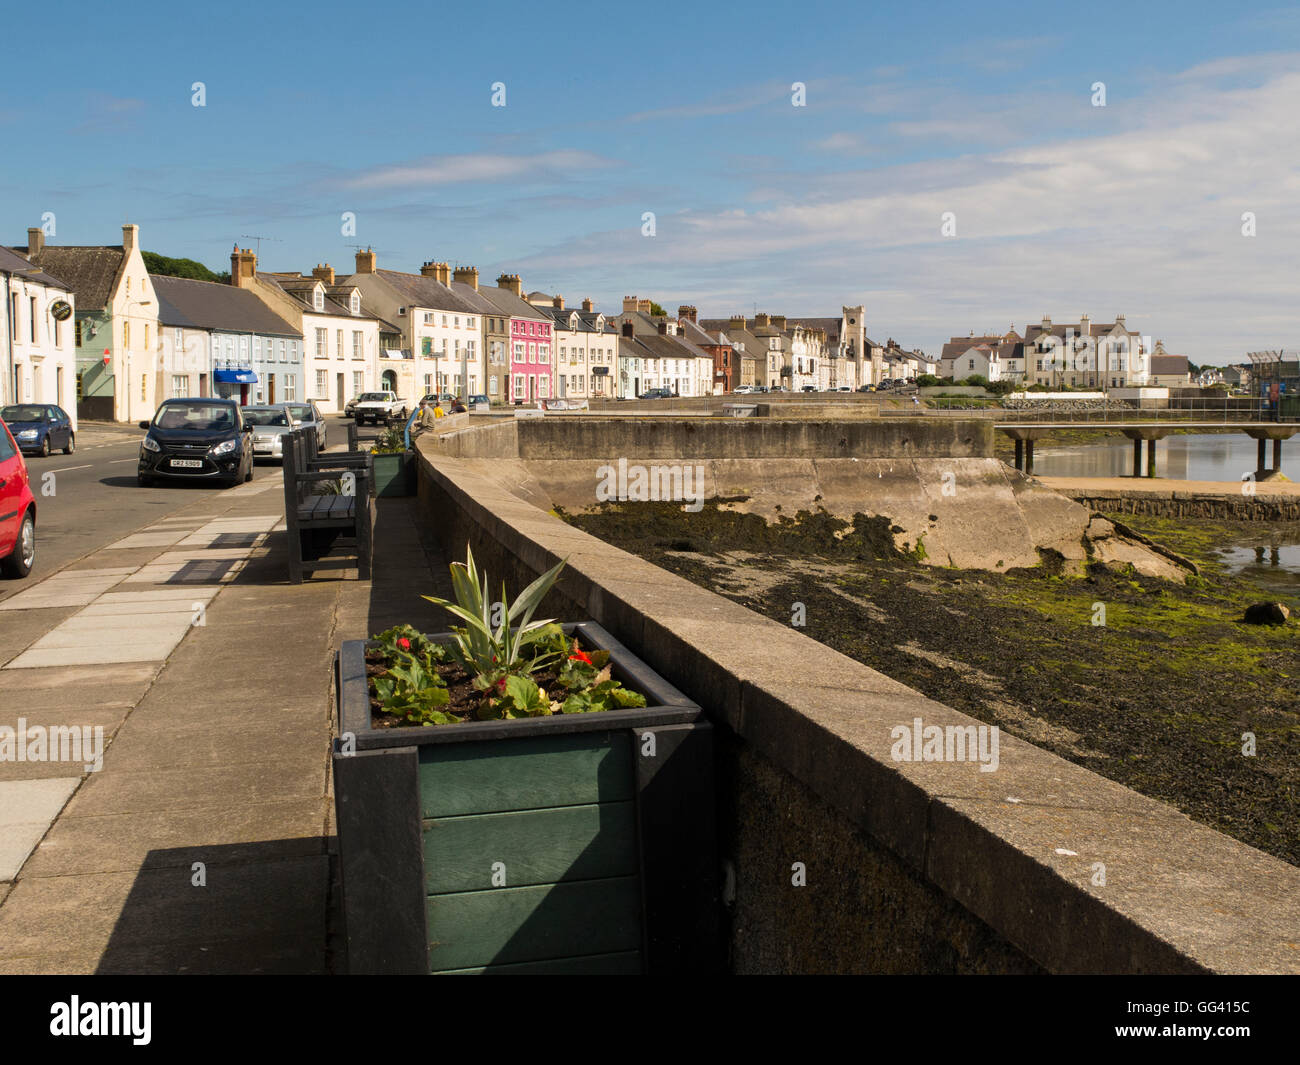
[241,405,300,463]
[286,402,326,450]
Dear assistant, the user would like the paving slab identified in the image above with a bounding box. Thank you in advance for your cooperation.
[0,778,80,879]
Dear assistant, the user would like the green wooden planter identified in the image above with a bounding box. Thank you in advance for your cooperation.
[333,621,718,975]
[371,450,413,497]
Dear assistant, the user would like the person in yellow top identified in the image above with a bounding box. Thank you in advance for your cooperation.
[432,400,446,419]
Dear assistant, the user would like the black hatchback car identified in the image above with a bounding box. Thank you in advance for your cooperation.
[137,398,254,488]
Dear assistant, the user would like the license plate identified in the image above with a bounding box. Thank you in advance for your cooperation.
[170,459,203,469]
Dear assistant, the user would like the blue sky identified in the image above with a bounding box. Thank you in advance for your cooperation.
[3,0,1299,361]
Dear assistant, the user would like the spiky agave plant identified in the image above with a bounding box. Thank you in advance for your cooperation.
[422,546,568,695]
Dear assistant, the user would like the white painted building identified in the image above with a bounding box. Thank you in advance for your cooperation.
[0,245,78,422]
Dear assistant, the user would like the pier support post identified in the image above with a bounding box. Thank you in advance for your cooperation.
[1146,437,1157,478]
[1273,437,1282,474]
[1258,438,1267,475]
[1014,438,1024,471]
[1025,439,1035,476]
[1132,437,1142,478]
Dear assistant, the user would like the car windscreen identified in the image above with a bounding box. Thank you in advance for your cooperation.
[1,405,46,422]
[358,393,388,401]
[153,404,236,431]
[242,410,290,426]
[288,406,313,420]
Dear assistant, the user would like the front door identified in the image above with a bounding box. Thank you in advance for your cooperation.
[268,375,276,404]
[337,373,344,410]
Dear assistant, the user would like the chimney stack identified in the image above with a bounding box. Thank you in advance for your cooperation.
[122,223,138,253]
[621,321,634,338]
[355,248,376,274]
[552,294,564,309]
[582,298,594,313]
[677,305,697,323]
[420,262,438,278]
[312,263,335,285]
[622,296,639,313]
[420,262,450,284]
[754,312,771,328]
[231,245,258,288]
[637,298,652,315]
[729,314,746,330]
[27,227,44,255]
[771,314,787,331]
[496,273,522,297]
[453,266,479,290]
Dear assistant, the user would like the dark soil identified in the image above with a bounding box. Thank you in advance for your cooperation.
[563,502,1300,868]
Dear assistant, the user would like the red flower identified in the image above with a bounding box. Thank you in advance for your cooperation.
[569,649,593,666]
[496,677,507,692]
[397,637,411,651]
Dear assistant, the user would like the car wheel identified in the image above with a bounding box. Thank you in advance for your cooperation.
[1,509,35,578]
[244,457,253,482]
[39,437,49,458]
[63,433,75,455]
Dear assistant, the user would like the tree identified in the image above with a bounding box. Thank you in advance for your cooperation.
[143,251,230,284]
[649,302,667,317]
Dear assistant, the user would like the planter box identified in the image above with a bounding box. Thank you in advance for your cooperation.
[333,620,718,975]
[371,450,413,497]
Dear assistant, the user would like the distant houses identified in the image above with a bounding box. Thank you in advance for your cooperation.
[0,243,77,422]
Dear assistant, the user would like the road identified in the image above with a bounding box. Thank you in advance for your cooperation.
[0,417,356,604]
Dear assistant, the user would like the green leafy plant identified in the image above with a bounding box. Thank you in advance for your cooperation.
[371,425,407,455]
[422,547,569,689]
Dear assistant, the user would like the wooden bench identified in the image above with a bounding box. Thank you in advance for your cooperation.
[282,429,373,583]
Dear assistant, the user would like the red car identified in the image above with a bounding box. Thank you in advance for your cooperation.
[0,419,37,578]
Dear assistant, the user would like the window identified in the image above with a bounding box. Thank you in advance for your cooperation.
[353,371,363,395]
[276,339,285,362]
[144,324,149,351]
[441,315,448,327]
[75,320,82,347]
[513,374,524,397]
[489,377,499,395]
[424,313,434,325]
[316,370,327,397]
[316,328,327,357]
[352,331,363,359]
[424,374,433,392]
[467,317,475,328]
[350,292,360,314]
[313,289,324,312]
[141,375,147,401]
[538,344,549,363]
[538,377,549,397]
[336,330,343,359]
[171,375,188,398]
[454,316,460,328]
[285,374,297,401]
[30,297,37,342]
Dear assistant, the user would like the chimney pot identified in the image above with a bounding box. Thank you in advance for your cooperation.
[355,248,376,274]
[582,298,594,313]
[27,227,45,255]
[553,295,564,309]
[122,223,138,253]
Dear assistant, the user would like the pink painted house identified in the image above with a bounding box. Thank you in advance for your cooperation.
[480,274,552,403]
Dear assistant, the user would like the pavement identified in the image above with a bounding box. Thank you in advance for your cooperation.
[0,431,452,974]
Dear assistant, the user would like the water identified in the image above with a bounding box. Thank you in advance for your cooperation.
[1035,433,1300,582]
[1033,432,1285,481]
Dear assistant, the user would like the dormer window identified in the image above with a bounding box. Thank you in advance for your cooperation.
[350,292,360,315]
[313,288,324,312]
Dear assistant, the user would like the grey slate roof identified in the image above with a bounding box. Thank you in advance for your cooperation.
[1150,355,1191,376]
[0,246,71,290]
[14,245,124,308]
[152,275,300,337]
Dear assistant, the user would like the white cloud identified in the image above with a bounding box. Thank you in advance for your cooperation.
[346,150,615,190]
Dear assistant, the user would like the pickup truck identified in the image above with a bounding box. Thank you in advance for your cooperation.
[352,391,408,426]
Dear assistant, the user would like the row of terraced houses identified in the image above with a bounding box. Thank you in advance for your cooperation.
[6,221,1182,423]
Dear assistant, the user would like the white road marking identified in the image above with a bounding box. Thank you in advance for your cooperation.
[48,465,93,473]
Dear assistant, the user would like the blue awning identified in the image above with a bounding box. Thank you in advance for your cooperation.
[214,369,258,384]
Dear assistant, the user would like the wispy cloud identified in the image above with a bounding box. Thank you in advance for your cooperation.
[345,150,617,190]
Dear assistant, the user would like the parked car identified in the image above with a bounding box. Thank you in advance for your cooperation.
[0,419,36,578]
[468,394,491,411]
[354,391,407,426]
[286,402,326,450]
[0,404,74,457]
[731,385,756,395]
[856,384,875,392]
[137,398,254,488]
[242,405,300,464]
[637,387,673,400]
[344,396,359,418]
[800,385,817,393]
[837,386,852,392]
